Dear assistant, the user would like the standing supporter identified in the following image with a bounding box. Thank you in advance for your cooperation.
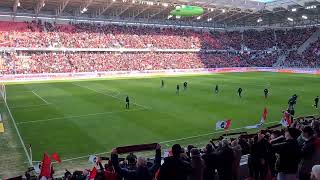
[158,144,192,180]
[202,143,218,180]
[299,126,320,180]
[231,139,242,180]
[272,127,301,180]
[216,139,235,180]
[250,132,272,180]
[190,148,205,180]
[110,144,161,180]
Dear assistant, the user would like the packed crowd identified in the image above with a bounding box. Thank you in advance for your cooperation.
[281,39,320,68]
[17,115,320,180]
[0,51,277,74]
[0,21,318,50]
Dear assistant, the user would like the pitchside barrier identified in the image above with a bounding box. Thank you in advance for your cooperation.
[0,67,319,82]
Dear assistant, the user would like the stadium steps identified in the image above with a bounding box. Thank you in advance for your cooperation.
[297,28,320,54]
[273,51,288,67]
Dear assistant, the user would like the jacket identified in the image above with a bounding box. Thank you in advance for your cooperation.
[158,156,192,180]
[272,139,300,174]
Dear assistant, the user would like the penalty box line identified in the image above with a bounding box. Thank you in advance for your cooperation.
[31,120,280,163]
[31,90,50,104]
[16,108,147,125]
[71,82,152,110]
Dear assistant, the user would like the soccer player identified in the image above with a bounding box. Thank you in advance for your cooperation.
[125,96,130,109]
[238,88,243,98]
[314,96,319,108]
[176,84,180,95]
[161,80,164,88]
[264,88,269,98]
[215,85,219,94]
[183,82,188,90]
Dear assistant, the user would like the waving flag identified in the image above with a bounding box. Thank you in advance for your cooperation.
[216,119,232,130]
[280,111,292,127]
[51,152,62,163]
[260,107,268,124]
[40,153,52,178]
[89,167,97,180]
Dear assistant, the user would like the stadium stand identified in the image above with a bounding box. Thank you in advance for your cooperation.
[11,115,320,180]
[0,21,319,75]
[1,20,320,180]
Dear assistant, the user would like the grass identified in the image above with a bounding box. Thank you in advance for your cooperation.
[0,72,320,177]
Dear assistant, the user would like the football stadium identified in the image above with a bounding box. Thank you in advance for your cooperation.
[0,0,320,179]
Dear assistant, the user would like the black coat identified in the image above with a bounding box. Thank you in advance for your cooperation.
[202,152,218,180]
[216,146,234,180]
[111,149,161,180]
[272,139,301,174]
[158,156,192,180]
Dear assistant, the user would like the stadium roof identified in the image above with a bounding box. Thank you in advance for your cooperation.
[0,0,319,28]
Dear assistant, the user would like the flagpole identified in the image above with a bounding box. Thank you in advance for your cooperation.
[29,144,32,164]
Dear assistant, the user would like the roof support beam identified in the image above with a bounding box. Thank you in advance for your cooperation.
[227,12,256,24]
[116,5,133,17]
[96,1,115,17]
[133,6,151,18]
[216,11,243,23]
[12,0,19,14]
[56,0,71,17]
[148,7,170,19]
[35,0,46,16]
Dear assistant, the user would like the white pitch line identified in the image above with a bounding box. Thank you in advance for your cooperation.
[3,98,33,166]
[31,121,280,163]
[16,108,147,125]
[31,90,49,104]
[10,103,52,109]
[159,121,279,144]
[72,83,151,110]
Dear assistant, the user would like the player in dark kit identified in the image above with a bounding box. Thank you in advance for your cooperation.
[125,96,130,109]
[238,88,243,98]
[314,96,319,108]
[215,85,219,94]
[161,80,164,88]
[176,84,180,95]
[183,82,188,90]
[264,88,269,98]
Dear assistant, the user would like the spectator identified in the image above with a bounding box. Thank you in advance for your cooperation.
[158,144,192,180]
[190,148,205,180]
[216,139,235,180]
[272,127,301,180]
[231,139,242,180]
[250,132,272,180]
[311,165,320,180]
[110,144,161,180]
[202,143,218,180]
[299,126,320,180]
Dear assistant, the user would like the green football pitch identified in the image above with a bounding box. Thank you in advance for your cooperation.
[0,72,319,176]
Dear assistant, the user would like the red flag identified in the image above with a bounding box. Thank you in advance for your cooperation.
[260,107,268,124]
[224,119,232,130]
[280,111,292,127]
[51,152,61,163]
[40,153,52,178]
[89,167,97,180]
